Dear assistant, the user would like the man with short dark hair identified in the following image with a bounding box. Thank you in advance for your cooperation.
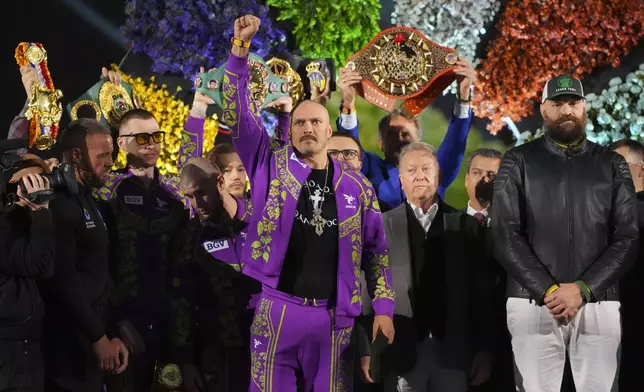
[327,133,363,171]
[206,143,248,199]
[492,75,639,392]
[39,119,129,392]
[611,139,644,392]
[464,148,502,225]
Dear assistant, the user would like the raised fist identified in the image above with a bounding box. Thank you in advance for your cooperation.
[234,15,261,42]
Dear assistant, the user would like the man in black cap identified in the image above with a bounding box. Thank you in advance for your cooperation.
[491,75,639,392]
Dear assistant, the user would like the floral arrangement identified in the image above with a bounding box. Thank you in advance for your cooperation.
[473,0,644,134]
[266,0,381,67]
[515,64,644,146]
[113,69,219,175]
[391,0,500,65]
[585,64,644,145]
[261,111,279,137]
[121,0,286,81]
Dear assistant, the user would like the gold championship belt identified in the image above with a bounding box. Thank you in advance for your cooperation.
[15,43,63,150]
[346,26,459,116]
[267,58,305,104]
[151,362,182,392]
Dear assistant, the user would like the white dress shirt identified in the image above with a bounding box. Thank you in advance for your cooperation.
[408,201,439,233]
[466,201,490,226]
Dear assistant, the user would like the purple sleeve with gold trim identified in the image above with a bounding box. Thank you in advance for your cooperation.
[178,116,206,171]
[361,182,395,318]
[221,53,272,183]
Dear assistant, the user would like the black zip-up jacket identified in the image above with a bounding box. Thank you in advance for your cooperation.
[491,136,639,304]
[0,207,55,340]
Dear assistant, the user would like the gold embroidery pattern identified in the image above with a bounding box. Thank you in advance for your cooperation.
[222,73,238,127]
[370,253,395,301]
[250,298,271,391]
[275,146,302,200]
[350,233,363,305]
[250,298,286,392]
[178,132,197,169]
[339,212,361,239]
[251,178,284,263]
[331,327,353,392]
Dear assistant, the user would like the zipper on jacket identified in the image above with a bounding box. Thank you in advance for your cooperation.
[566,151,573,283]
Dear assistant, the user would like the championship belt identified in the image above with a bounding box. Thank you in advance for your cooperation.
[151,362,182,392]
[285,54,336,96]
[15,43,63,150]
[345,26,459,116]
[195,53,290,110]
[66,78,140,130]
[266,57,304,104]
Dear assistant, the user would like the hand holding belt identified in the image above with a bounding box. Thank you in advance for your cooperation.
[15,43,63,150]
[345,26,459,116]
[66,77,139,130]
[195,53,291,112]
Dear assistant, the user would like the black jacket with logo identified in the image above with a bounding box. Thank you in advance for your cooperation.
[491,136,639,303]
[0,207,55,340]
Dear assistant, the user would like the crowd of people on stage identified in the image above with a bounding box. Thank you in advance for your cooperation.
[1,14,643,392]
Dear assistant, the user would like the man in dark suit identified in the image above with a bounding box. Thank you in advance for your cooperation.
[357,142,494,392]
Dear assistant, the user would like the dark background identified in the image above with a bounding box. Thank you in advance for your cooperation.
[3,0,128,136]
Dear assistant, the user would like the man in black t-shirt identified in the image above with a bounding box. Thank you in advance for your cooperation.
[39,119,128,392]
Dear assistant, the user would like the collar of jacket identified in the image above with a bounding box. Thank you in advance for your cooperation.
[543,134,588,156]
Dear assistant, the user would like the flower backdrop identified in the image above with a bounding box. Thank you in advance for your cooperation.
[472,0,644,134]
[118,0,644,159]
[121,0,286,81]
[585,65,644,145]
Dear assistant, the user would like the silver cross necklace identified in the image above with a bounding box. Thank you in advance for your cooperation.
[304,165,329,236]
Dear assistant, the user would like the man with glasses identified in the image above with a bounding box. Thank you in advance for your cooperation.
[95,108,195,392]
[327,133,364,171]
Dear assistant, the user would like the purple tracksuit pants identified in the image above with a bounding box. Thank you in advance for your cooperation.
[249,285,354,392]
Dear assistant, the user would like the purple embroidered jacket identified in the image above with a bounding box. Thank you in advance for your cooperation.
[222,52,395,329]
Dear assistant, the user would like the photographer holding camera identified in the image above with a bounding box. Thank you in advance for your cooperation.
[0,145,56,392]
[37,119,128,392]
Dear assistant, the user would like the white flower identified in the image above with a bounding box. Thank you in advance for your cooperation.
[391,0,501,94]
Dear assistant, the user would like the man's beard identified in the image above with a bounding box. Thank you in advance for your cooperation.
[80,168,104,188]
[200,190,226,224]
[544,115,586,145]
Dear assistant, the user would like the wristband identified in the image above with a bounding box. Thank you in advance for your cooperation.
[545,284,559,297]
[456,87,473,103]
[574,280,592,303]
[340,101,355,115]
[231,37,251,49]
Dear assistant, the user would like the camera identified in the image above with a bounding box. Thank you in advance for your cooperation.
[0,139,78,213]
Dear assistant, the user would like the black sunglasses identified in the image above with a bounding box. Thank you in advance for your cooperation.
[120,131,165,145]
[328,149,359,160]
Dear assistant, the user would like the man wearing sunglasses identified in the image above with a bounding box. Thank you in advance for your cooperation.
[95,107,196,392]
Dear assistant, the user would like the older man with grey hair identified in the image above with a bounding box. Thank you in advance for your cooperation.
[356,142,494,392]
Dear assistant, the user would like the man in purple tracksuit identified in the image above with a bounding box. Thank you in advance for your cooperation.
[222,15,395,391]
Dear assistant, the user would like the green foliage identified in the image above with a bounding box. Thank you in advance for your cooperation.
[267,0,381,66]
[327,92,507,208]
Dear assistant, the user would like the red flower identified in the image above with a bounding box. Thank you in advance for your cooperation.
[473,0,644,134]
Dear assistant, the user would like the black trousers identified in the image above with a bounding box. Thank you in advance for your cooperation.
[0,340,45,392]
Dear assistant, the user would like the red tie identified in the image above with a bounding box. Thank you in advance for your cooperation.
[473,212,486,226]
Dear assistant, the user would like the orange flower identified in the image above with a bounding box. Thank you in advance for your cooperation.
[473,0,644,134]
